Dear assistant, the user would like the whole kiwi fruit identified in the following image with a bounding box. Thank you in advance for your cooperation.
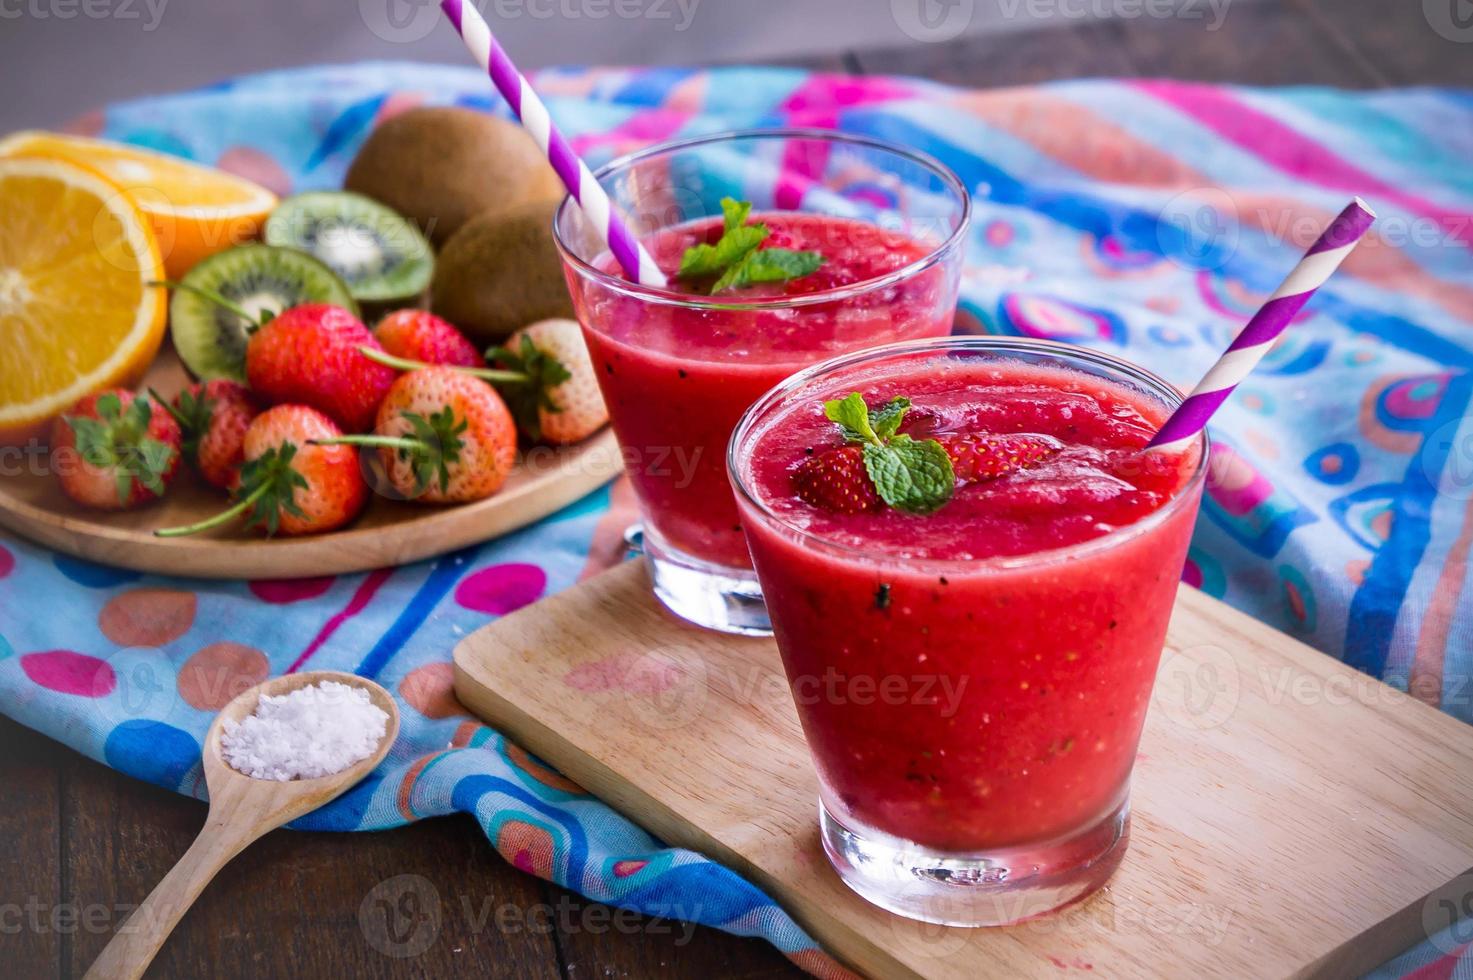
[431,198,575,343]
[344,107,563,246]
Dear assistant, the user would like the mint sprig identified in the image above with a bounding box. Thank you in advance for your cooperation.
[677,197,824,295]
[823,392,954,514]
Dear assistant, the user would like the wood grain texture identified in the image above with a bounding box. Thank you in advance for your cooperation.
[1295,0,1473,87]
[853,19,1136,85]
[0,720,65,978]
[453,560,1473,980]
[0,347,623,579]
[1104,1,1381,87]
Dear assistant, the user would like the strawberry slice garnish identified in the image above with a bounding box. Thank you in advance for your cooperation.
[793,445,882,514]
[934,433,1057,483]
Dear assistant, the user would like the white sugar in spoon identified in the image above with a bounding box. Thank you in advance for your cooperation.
[84,670,400,980]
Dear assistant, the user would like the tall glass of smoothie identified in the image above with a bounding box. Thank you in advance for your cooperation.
[554,130,969,635]
[729,337,1208,925]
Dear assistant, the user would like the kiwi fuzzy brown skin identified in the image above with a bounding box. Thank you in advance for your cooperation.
[431,198,575,344]
[344,107,564,247]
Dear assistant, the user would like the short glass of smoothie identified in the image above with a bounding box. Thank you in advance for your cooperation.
[729,336,1208,926]
[554,130,969,635]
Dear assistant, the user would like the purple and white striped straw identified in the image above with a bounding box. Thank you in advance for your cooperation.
[1147,197,1377,454]
[439,0,668,288]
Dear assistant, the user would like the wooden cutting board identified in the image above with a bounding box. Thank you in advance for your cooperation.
[453,560,1473,979]
[0,346,623,578]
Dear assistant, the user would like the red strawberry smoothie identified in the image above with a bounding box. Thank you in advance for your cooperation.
[564,213,956,569]
[733,348,1205,853]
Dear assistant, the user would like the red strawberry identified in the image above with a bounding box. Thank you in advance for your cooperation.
[314,367,517,504]
[490,319,608,445]
[793,445,881,514]
[365,317,609,446]
[374,310,485,369]
[246,304,397,433]
[155,380,261,490]
[155,405,366,537]
[51,390,181,511]
[936,433,1057,482]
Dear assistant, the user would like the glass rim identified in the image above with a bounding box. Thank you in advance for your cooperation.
[727,336,1211,573]
[552,126,972,312]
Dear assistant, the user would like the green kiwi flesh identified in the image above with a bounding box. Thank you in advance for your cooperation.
[169,244,358,382]
[265,191,434,305]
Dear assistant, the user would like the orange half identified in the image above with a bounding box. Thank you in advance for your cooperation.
[0,130,278,278]
[0,156,166,444]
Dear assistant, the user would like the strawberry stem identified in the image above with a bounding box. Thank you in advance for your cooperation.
[357,346,527,385]
[147,388,190,430]
[150,280,267,329]
[309,435,424,452]
[153,480,271,538]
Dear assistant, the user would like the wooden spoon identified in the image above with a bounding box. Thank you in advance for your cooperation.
[84,670,401,980]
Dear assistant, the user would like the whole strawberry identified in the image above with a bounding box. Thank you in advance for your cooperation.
[155,380,261,490]
[491,318,607,444]
[314,367,516,504]
[52,390,181,511]
[156,405,367,537]
[374,310,485,369]
[246,304,397,433]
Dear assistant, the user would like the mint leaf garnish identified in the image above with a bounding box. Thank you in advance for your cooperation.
[824,392,878,443]
[677,197,824,295]
[868,397,910,441]
[862,438,954,515]
[821,392,954,514]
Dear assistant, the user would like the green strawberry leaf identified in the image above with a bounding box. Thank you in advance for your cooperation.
[400,407,467,494]
[486,335,571,442]
[237,444,309,536]
[67,415,116,470]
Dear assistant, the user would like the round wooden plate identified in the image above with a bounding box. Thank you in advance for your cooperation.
[0,346,623,579]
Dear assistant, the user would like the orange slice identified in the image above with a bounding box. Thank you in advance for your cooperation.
[0,131,278,278]
[0,156,167,445]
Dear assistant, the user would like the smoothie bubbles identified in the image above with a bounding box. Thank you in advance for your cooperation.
[730,338,1210,926]
[554,130,969,635]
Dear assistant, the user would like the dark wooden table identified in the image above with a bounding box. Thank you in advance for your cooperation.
[4,2,1467,977]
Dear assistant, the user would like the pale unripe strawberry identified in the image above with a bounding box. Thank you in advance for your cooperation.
[494,319,608,445]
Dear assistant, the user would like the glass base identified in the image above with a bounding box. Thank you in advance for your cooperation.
[820,797,1128,927]
[640,526,771,636]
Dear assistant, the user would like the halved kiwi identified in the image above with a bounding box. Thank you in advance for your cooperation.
[265,191,434,308]
[170,244,358,382]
